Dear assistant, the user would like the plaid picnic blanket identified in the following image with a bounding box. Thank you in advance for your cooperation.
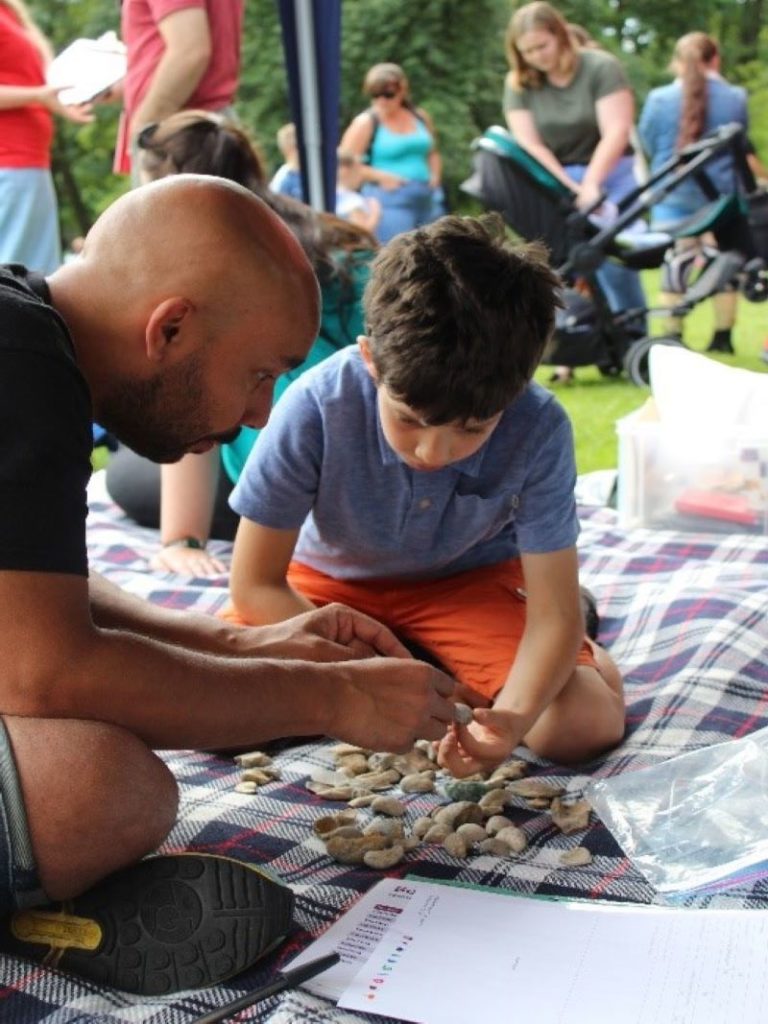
[2,483,768,1023]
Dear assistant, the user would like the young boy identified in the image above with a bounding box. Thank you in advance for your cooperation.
[269,122,304,201]
[336,149,381,236]
[226,215,624,775]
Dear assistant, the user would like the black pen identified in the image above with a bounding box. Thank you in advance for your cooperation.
[188,951,342,1024]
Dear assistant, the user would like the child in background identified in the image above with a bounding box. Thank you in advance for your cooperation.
[269,122,304,200]
[225,215,625,775]
[336,149,381,236]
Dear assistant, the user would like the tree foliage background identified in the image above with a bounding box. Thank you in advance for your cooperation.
[27,0,768,246]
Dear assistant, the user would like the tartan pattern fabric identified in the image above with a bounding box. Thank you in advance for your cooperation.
[1,491,767,1023]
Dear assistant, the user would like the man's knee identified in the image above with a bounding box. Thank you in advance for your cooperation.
[4,716,178,901]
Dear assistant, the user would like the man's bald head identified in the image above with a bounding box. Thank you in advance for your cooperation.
[83,174,318,325]
[51,175,320,462]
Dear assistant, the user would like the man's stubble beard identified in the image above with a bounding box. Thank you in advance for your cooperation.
[97,351,211,463]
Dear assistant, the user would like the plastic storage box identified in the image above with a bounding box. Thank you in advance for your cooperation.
[616,405,768,534]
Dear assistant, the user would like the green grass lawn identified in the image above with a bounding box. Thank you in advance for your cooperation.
[537,269,768,474]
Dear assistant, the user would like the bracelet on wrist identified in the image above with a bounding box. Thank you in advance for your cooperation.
[162,536,205,550]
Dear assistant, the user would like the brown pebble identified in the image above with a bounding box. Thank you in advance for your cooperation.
[370,795,406,817]
[550,798,591,835]
[485,814,511,836]
[478,837,511,857]
[325,833,388,865]
[443,832,468,858]
[336,753,370,776]
[392,750,435,775]
[488,761,528,783]
[456,823,487,845]
[559,846,593,867]
[240,767,278,786]
[330,743,370,758]
[363,845,405,870]
[424,823,452,843]
[453,703,474,726]
[433,801,484,829]
[313,811,358,837]
[495,825,527,853]
[525,797,552,810]
[508,779,565,800]
[348,794,376,808]
[411,816,434,840]
[352,769,401,791]
[233,781,259,795]
[234,751,273,769]
[400,773,435,794]
[364,817,405,841]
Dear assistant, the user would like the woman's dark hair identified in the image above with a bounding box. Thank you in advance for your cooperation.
[673,32,719,150]
[137,110,377,286]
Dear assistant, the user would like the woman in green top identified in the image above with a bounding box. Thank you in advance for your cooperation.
[503,2,646,368]
[105,111,377,575]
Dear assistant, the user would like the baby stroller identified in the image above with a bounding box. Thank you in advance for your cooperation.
[460,122,768,385]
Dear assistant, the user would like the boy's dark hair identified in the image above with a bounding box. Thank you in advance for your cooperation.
[363,214,560,423]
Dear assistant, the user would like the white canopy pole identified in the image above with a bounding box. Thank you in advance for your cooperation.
[293,0,326,211]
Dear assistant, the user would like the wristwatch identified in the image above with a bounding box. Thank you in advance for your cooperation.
[162,536,205,550]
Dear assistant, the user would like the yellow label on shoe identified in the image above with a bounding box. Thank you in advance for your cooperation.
[11,911,102,951]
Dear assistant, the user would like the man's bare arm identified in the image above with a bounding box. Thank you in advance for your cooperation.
[1,570,454,752]
[130,7,212,137]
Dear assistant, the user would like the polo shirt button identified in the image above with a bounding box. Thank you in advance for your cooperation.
[418,498,432,510]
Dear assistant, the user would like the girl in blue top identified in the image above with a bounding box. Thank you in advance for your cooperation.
[340,62,443,243]
[639,33,748,353]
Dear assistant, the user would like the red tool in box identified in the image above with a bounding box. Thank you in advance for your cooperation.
[674,489,762,526]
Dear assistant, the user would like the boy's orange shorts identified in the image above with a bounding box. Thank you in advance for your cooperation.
[223,558,598,701]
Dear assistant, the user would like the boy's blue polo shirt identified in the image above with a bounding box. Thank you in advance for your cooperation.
[230,348,578,581]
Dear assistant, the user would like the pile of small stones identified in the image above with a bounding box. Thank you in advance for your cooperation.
[231,738,593,871]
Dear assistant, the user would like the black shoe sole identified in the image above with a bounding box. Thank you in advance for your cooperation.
[4,854,294,995]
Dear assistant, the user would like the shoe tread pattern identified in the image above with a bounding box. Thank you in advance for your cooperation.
[35,855,293,995]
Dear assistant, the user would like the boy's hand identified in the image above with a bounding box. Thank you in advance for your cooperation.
[436,708,528,777]
[150,544,227,577]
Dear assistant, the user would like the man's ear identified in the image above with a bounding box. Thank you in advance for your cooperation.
[357,335,379,382]
[145,298,194,362]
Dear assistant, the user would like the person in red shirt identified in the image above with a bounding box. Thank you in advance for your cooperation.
[0,0,91,272]
[115,0,243,177]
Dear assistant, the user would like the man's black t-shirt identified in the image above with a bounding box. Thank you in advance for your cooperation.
[0,266,92,575]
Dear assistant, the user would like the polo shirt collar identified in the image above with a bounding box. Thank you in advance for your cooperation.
[374,408,488,478]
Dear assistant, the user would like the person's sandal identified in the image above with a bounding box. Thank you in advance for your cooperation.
[2,853,294,995]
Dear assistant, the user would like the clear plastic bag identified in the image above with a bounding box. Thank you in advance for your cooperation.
[586,727,768,897]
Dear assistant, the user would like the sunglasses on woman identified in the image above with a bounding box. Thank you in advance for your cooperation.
[370,86,399,99]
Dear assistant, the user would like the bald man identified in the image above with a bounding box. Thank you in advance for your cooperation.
[0,176,455,992]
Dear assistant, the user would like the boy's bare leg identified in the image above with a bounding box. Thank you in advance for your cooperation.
[522,642,625,765]
[3,716,178,901]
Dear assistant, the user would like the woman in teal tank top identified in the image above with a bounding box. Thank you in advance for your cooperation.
[104,111,377,575]
[340,63,443,243]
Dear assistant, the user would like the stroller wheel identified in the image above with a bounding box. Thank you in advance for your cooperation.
[624,335,686,387]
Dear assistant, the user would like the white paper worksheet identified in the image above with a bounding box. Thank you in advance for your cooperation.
[290,878,768,1024]
[47,32,126,105]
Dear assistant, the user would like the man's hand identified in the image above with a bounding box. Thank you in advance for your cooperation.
[233,603,413,663]
[437,707,529,777]
[333,657,456,752]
